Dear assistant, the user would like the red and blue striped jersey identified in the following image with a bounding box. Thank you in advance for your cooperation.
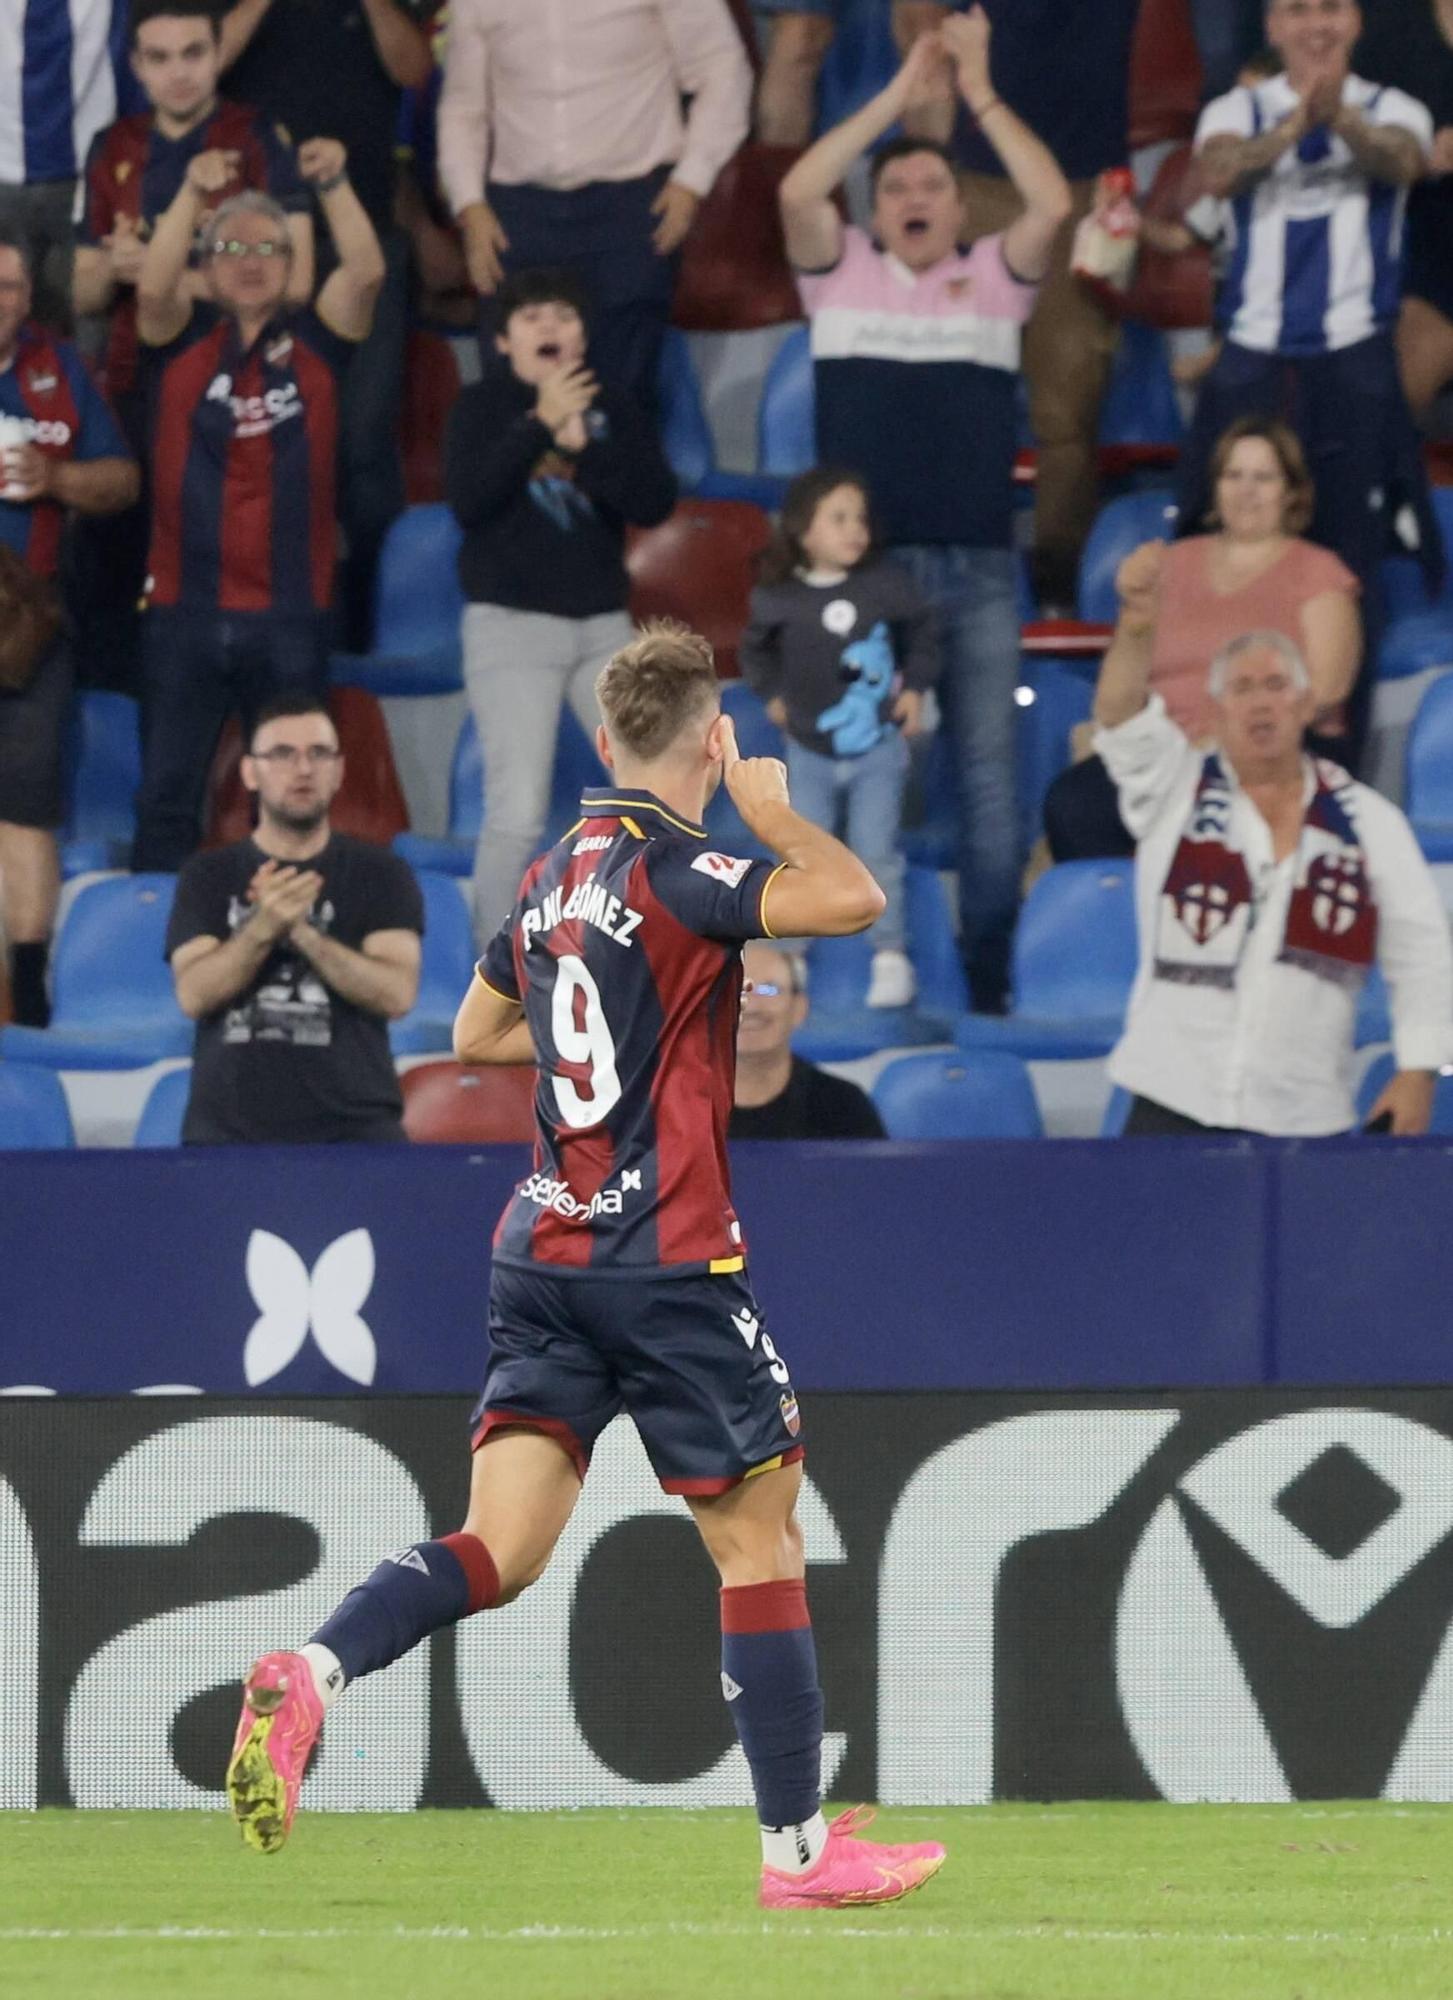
[79,99,305,399]
[145,305,352,614]
[0,324,131,578]
[479,787,786,1277]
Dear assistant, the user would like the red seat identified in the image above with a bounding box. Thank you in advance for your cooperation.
[205,686,410,848]
[672,143,805,332]
[627,498,772,679]
[400,1059,537,1142]
[1128,0,1203,150]
[398,330,461,506]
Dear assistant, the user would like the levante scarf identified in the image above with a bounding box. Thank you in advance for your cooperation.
[1153,753,1377,990]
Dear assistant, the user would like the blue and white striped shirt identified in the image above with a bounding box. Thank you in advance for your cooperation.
[1196,74,1433,357]
[0,0,133,185]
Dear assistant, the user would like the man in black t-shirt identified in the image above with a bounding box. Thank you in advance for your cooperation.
[166,691,424,1143]
[729,941,884,1141]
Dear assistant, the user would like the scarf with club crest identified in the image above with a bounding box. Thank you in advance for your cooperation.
[1152,751,1377,990]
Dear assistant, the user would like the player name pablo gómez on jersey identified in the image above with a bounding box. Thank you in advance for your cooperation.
[478,787,785,1276]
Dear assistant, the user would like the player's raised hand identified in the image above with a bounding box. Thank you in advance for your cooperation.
[720,711,791,825]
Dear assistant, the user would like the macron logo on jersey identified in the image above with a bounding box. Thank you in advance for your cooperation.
[691,852,753,888]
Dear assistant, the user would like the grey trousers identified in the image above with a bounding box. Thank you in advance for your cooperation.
[463,601,632,943]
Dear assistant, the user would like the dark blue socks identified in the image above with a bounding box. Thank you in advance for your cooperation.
[720,1579,824,1828]
[308,1532,499,1684]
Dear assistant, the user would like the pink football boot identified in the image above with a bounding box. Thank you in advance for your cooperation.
[759,1805,946,1909]
[225,1651,323,1854]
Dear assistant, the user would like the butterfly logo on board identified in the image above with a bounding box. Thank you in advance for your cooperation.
[243,1227,378,1386]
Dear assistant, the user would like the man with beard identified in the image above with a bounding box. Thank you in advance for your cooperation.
[165,691,423,1144]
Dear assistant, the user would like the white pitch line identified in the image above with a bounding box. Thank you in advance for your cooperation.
[2,1923,1451,1948]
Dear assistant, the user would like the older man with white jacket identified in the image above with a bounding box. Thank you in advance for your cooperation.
[1093,563,1453,1136]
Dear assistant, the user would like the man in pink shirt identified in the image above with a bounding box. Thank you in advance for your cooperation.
[438,0,751,404]
[778,9,1069,1012]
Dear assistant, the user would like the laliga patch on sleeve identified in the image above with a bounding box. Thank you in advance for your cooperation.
[691,851,754,888]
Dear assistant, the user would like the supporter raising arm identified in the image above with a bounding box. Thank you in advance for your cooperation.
[778,9,1070,282]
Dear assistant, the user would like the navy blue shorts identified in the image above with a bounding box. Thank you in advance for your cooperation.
[472,1263,805,1495]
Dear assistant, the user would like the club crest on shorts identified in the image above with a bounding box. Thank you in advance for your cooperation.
[780,1391,801,1437]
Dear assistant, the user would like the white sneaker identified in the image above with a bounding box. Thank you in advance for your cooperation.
[866,949,915,1010]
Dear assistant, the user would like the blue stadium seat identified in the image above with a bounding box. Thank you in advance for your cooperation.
[1356,1050,1453,1131]
[657,330,784,508]
[390,871,479,1055]
[792,863,961,1060]
[330,505,465,695]
[0,875,191,1068]
[133,1065,191,1147]
[957,859,1138,1058]
[1018,659,1095,844]
[1077,490,1178,623]
[1100,1084,1133,1136]
[394,708,604,878]
[757,324,814,481]
[62,690,140,875]
[0,1062,75,1147]
[873,1049,1042,1138]
[1098,322,1184,448]
[1406,671,1453,858]
[1379,611,1453,684]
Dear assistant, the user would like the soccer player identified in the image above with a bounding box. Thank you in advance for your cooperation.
[226,620,948,1909]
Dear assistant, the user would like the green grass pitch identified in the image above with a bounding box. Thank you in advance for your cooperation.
[4,1803,1453,1999]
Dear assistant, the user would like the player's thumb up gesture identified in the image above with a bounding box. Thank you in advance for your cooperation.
[719,711,790,827]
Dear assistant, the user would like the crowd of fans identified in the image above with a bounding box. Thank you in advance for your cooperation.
[0,0,1451,1144]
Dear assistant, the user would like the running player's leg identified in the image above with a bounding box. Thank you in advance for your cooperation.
[689,1465,945,1908]
[228,1265,615,1851]
[226,1431,582,1853]
[614,1271,944,1907]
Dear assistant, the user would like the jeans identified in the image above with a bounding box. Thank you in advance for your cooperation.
[133,608,328,872]
[892,543,1022,1010]
[462,601,629,942]
[785,730,908,952]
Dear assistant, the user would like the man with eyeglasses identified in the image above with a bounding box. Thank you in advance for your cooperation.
[132,135,385,871]
[729,939,884,1139]
[166,690,423,1144]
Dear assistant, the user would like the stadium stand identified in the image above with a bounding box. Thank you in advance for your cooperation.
[0,875,191,1068]
[1076,489,1180,624]
[956,859,1138,1059]
[62,690,141,877]
[393,708,602,879]
[132,1065,191,1148]
[400,1058,538,1143]
[1406,673,1453,860]
[330,503,465,696]
[389,871,478,1056]
[670,143,803,332]
[871,1049,1043,1140]
[1126,0,1203,149]
[657,330,785,507]
[0,1062,76,1148]
[626,499,772,681]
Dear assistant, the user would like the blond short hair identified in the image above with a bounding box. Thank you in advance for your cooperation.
[595,620,720,761]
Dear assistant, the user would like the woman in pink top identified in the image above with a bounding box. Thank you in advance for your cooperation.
[1045,416,1361,860]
